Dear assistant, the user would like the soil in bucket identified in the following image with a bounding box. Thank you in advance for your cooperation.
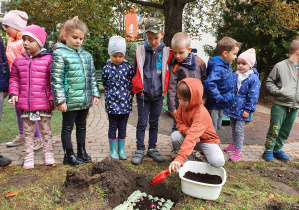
[183,171,222,184]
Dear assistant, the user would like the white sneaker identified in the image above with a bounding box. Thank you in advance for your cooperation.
[6,135,24,147]
[33,138,43,151]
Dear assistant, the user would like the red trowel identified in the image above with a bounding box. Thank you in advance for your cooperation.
[150,165,183,186]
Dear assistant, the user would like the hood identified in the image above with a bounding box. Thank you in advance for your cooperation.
[251,67,259,78]
[53,42,83,53]
[179,78,203,111]
[144,40,165,51]
[207,56,228,75]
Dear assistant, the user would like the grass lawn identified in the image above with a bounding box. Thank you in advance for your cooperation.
[0,100,62,143]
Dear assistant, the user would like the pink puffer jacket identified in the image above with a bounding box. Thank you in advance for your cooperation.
[9,50,54,112]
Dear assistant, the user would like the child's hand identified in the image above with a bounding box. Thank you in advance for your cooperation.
[93,97,100,105]
[3,92,8,99]
[242,111,249,118]
[56,103,67,112]
[49,100,54,106]
[169,160,182,173]
[8,96,18,105]
[170,110,177,118]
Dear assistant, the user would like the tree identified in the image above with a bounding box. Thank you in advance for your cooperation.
[206,0,298,97]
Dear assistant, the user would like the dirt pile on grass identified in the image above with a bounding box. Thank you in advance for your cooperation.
[62,158,179,208]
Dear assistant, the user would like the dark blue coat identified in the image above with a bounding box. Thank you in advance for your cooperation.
[102,60,134,114]
[0,37,9,92]
[204,56,234,110]
[224,68,261,122]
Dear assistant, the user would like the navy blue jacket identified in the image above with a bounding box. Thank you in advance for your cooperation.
[102,60,134,114]
[0,37,9,92]
[135,40,165,101]
[225,68,261,122]
[204,56,234,109]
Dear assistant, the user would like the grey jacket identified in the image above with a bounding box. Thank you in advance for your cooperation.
[266,59,299,108]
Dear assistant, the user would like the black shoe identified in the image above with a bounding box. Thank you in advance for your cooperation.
[147,148,165,163]
[63,148,84,166]
[0,155,12,167]
[77,143,92,163]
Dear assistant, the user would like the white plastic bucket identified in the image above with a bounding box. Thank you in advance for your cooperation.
[179,161,226,200]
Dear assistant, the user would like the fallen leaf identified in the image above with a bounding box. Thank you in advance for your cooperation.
[52,164,57,167]
[252,138,256,140]
[56,207,63,210]
[5,191,21,198]
[88,141,92,143]
[268,194,274,200]
[278,174,284,177]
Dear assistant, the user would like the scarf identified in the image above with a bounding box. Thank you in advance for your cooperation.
[236,69,254,91]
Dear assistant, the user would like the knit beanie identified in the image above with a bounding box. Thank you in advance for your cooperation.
[108,36,126,56]
[238,48,256,68]
[0,10,28,31]
[22,25,47,47]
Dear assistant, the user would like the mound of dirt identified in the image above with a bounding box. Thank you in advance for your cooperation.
[62,158,179,208]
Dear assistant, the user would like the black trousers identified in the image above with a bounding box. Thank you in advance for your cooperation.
[108,113,130,140]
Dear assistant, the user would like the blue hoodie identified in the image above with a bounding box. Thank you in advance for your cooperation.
[224,68,261,122]
[204,56,234,109]
[0,37,9,92]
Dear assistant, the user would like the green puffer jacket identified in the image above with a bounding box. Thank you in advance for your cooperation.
[51,43,100,111]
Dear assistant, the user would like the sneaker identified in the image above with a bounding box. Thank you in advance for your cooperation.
[171,149,177,160]
[147,148,165,163]
[33,138,43,151]
[192,151,204,161]
[229,149,242,161]
[44,151,55,165]
[131,150,145,165]
[23,154,34,169]
[224,142,236,152]
[263,150,274,162]
[0,155,12,167]
[273,150,291,162]
[6,135,24,147]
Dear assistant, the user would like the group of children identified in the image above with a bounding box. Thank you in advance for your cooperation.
[0,10,298,170]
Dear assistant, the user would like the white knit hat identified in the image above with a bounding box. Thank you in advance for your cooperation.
[0,10,28,31]
[108,36,126,56]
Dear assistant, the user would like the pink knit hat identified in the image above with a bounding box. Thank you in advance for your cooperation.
[0,10,28,31]
[238,48,256,68]
[22,25,47,47]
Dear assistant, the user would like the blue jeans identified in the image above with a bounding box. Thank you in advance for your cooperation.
[136,96,164,150]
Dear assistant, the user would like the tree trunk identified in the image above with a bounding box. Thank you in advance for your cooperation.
[259,64,273,98]
[163,0,187,47]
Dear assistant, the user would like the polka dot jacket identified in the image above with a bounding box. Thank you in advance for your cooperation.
[102,60,134,114]
[224,68,261,122]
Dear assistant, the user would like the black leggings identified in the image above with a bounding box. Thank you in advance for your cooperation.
[61,109,89,149]
[108,113,129,140]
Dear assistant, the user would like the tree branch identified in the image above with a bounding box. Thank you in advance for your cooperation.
[128,0,164,9]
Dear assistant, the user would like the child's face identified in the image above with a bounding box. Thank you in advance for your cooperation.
[223,46,239,65]
[110,52,125,66]
[178,94,190,110]
[22,35,41,57]
[63,29,84,50]
[237,58,251,73]
[145,32,164,50]
[3,25,19,39]
[172,45,191,63]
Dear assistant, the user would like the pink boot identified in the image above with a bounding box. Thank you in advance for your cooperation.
[44,152,55,166]
[229,150,242,161]
[224,142,236,152]
[23,154,34,169]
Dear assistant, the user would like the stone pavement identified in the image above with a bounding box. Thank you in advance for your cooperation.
[1,95,299,166]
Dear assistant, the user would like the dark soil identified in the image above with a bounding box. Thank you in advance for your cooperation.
[183,171,222,185]
[62,158,179,209]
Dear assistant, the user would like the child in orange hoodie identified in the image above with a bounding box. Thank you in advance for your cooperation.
[169,78,225,172]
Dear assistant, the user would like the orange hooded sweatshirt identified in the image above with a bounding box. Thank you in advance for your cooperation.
[175,78,220,164]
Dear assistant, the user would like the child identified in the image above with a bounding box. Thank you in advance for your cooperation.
[51,17,101,166]
[167,32,207,157]
[0,10,43,150]
[102,36,134,160]
[0,36,12,167]
[224,48,261,161]
[169,78,225,172]
[263,38,299,162]
[8,25,55,169]
[131,18,172,165]
[204,37,241,131]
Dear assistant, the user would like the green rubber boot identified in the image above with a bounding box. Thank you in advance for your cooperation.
[118,139,127,160]
[109,139,119,159]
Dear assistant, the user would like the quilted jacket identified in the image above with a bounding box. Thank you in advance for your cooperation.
[9,50,54,111]
[0,37,9,92]
[6,35,24,70]
[51,43,100,111]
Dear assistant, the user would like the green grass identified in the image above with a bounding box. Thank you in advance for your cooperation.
[0,100,62,143]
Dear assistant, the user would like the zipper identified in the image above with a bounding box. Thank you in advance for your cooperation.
[76,51,88,105]
[28,57,32,111]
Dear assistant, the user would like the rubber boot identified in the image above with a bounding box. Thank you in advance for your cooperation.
[118,138,127,160]
[109,139,119,159]
[63,148,84,166]
[77,143,92,163]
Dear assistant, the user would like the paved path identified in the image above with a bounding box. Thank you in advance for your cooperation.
[1,95,299,166]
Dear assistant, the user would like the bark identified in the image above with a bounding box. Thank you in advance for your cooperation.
[259,64,273,98]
